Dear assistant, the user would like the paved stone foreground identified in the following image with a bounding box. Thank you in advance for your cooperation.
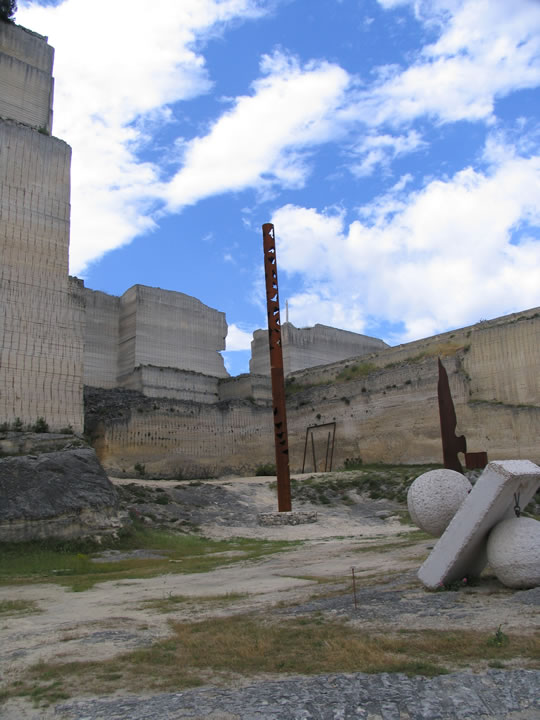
[56,669,540,719]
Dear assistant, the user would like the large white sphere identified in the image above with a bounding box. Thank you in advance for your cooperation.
[407,469,472,537]
[487,517,540,589]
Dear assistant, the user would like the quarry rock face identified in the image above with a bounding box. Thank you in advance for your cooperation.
[0,448,122,542]
[250,322,388,376]
[0,25,85,434]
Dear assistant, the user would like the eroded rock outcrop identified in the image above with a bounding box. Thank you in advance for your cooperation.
[0,447,123,542]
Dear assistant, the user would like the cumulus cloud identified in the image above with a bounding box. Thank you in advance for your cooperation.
[348,130,425,178]
[358,0,540,126]
[226,323,255,351]
[271,137,540,341]
[165,51,350,209]
[17,0,266,273]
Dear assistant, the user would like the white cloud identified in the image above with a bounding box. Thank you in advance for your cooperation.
[165,51,350,209]
[271,138,540,340]
[226,323,255,351]
[17,0,266,273]
[349,130,425,177]
[361,0,540,126]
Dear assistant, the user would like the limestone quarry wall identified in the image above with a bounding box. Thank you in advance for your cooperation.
[218,374,272,404]
[250,322,388,376]
[121,366,220,404]
[0,23,54,133]
[87,308,540,477]
[83,289,120,388]
[83,284,229,393]
[0,119,84,432]
[85,388,275,478]
[0,24,83,433]
[119,285,228,380]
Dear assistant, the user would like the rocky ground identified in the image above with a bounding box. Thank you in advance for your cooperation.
[0,473,538,719]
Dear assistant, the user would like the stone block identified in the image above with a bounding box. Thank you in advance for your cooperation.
[418,460,540,589]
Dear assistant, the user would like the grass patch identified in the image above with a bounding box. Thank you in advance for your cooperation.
[142,592,248,613]
[352,531,431,554]
[0,527,299,592]
[291,464,442,506]
[384,342,468,368]
[335,362,377,383]
[284,377,327,396]
[0,599,40,616]
[4,618,538,706]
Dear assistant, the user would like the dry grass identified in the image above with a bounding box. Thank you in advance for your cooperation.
[0,599,40,616]
[3,615,538,707]
[142,592,249,613]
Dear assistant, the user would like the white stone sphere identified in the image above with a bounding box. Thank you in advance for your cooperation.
[487,517,540,589]
[407,469,472,537]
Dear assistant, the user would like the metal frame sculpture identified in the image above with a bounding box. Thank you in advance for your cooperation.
[301,422,336,473]
[437,357,467,473]
[262,223,292,511]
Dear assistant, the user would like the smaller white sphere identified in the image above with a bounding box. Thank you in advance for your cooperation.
[407,469,472,537]
[487,517,540,589]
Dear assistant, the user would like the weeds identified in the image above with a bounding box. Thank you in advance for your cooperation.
[335,362,377,383]
[487,626,509,648]
[0,599,40,615]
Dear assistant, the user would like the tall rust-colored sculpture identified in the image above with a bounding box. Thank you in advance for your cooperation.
[438,357,467,473]
[262,223,292,512]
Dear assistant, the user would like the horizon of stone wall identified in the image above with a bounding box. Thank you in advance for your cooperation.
[87,306,540,476]
[249,322,388,377]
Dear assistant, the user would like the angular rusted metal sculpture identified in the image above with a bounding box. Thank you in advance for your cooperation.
[438,357,467,473]
[262,223,292,511]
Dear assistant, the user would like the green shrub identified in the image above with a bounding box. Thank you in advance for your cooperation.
[343,457,363,470]
[255,463,277,476]
[32,417,49,433]
[0,1,17,23]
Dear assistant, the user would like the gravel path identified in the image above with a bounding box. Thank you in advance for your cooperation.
[55,669,540,719]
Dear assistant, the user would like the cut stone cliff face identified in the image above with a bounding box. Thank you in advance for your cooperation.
[0,24,84,433]
[86,308,540,478]
[250,323,388,376]
[83,284,229,402]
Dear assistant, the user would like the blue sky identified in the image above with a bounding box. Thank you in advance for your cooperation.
[17,0,540,375]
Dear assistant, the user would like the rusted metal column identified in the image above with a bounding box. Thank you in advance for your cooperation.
[262,223,292,512]
[438,357,467,473]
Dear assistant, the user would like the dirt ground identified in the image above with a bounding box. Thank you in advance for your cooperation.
[1,475,538,719]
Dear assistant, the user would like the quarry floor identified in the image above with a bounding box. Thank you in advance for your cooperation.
[1,475,539,719]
